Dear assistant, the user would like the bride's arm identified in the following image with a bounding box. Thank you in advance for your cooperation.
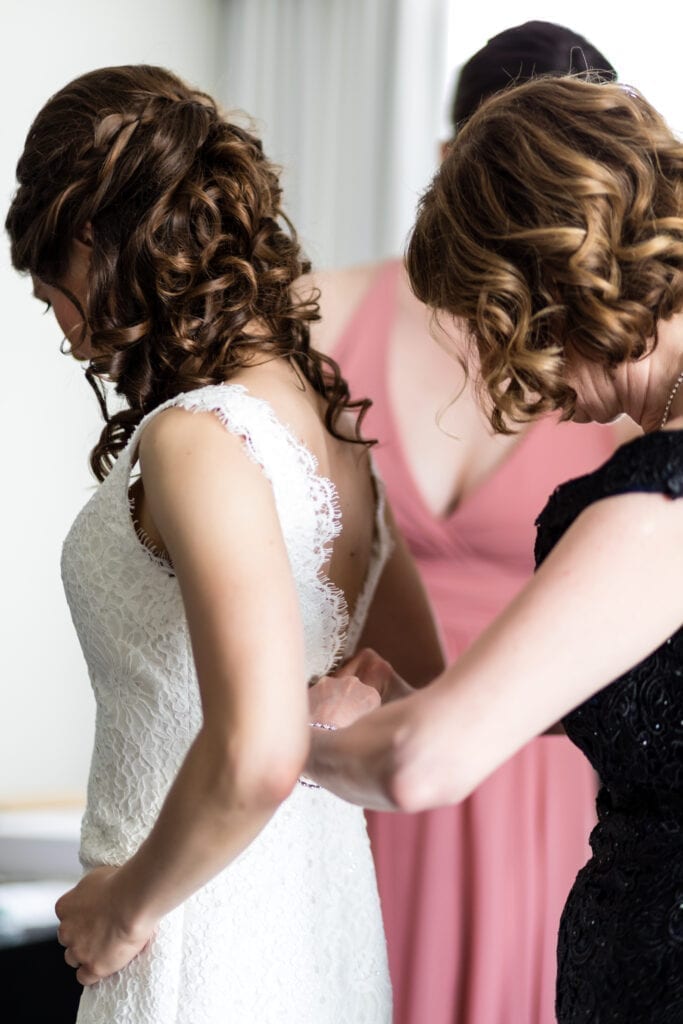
[56,408,309,984]
[308,489,683,810]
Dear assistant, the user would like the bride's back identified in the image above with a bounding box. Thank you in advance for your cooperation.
[128,352,380,638]
[231,357,379,624]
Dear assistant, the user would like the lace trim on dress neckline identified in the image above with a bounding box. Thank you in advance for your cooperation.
[118,382,352,667]
[127,486,176,574]
[343,457,393,656]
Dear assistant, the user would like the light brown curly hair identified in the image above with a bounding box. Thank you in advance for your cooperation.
[406,76,683,431]
[6,65,370,479]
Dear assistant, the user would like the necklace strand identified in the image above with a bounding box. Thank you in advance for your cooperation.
[660,369,683,428]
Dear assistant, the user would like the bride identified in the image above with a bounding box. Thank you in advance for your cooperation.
[6,65,442,1023]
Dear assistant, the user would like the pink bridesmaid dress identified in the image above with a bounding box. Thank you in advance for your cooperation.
[334,261,620,1024]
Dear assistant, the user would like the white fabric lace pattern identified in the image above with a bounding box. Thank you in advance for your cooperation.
[61,383,393,1023]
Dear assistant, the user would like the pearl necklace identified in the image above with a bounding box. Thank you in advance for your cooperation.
[660,369,683,428]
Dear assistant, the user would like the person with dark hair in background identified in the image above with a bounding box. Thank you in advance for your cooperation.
[451,19,615,129]
[302,22,637,1024]
[6,64,447,1023]
[306,74,683,1024]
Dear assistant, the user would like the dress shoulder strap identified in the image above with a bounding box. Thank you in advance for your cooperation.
[113,383,350,672]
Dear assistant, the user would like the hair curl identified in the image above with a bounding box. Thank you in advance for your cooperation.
[407,76,683,432]
[6,65,370,479]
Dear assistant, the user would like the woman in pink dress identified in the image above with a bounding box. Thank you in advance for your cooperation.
[305,27,634,1023]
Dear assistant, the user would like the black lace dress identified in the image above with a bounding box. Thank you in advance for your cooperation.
[534,431,683,1022]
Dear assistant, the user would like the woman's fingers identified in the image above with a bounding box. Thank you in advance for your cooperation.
[337,648,396,698]
[65,945,100,984]
[64,947,81,969]
[308,673,381,727]
[337,676,381,716]
[76,964,101,986]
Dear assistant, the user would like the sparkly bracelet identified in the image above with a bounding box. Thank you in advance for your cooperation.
[297,721,339,788]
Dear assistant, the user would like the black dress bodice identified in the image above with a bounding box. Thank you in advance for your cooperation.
[534,430,683,1022]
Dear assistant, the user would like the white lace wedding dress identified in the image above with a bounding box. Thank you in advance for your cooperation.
[61,383,393,1023]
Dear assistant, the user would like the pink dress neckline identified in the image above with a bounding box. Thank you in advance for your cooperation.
[335,259,555,535]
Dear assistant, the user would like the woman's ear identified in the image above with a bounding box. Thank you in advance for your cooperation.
[68,231,93,285]
[76,222,93,248]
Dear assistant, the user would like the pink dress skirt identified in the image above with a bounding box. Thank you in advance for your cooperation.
[334,260,618,1024]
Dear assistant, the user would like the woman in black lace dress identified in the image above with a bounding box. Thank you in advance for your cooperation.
[306,77,683,1021]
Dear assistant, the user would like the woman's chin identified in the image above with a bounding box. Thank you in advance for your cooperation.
[571,406,624,426]
[604,412,628,425]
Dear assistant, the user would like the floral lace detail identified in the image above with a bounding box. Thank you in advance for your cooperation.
[535,429,683,1022]
[61,382,392,1023]
[128,485,176,574]
[126,383,353,674]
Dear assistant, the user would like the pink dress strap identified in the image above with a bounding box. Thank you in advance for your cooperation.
[334,260,401,371]
[333,261,435,532]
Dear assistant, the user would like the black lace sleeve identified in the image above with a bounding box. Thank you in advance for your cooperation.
[534,429,683,567]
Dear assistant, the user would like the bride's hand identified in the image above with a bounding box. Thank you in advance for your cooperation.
[308,673,381,728]
[56,867,155,986]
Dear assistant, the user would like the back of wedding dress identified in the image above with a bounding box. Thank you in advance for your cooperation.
[61,382,392,1024]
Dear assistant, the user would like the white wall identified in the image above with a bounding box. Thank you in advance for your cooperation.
[0,0,220,803]
[217,0,451,270]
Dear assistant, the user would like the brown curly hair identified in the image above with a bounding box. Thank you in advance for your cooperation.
[407,76,683,431]
[6,65,370,479]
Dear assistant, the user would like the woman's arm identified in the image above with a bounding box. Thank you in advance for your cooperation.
[57,408,309,984]
[308,489,683,810]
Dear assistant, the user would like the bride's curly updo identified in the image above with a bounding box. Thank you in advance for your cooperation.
[407,76,683,432]
[7,65,366,479]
